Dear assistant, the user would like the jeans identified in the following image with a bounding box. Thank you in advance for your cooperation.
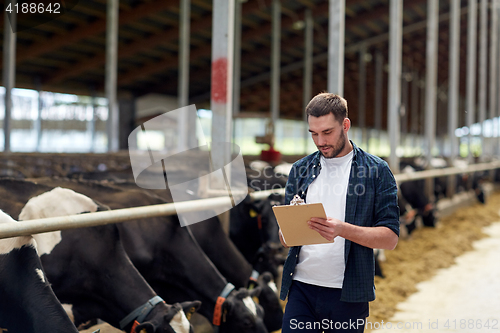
[282,281,369,333]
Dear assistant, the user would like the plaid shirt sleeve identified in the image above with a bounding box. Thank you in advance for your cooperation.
[373,160,400,236]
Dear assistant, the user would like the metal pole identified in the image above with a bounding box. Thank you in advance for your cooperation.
[35,78,43,152]
[489,0,498,154]
[358,43,367,149]
[211,0,235,233]
[90,89,97,153]
[233,0,242,116]
[401,70,409,138]
[328,0,345,95]
[303,8,313,152]
[448,0,460,161]
[3,2,16,153]
[271,0,281,124]
[374,50,383,152]
[466,0,478,162]
[388,0,402,173]
[447,0,460,197]
[106,0,119,152]
[478,0,488,160]
[178,0,190,152]
[497,1,500,157]
[420,79,426,149]
[411,72,419,144]
[425,0,439,165]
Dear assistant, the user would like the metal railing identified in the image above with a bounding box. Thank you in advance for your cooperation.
[0,160,499,239]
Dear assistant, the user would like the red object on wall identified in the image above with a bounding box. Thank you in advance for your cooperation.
[211,58,228,104]
[260,146,281,164]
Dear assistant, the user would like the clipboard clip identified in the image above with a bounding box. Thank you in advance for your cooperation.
[290,194,305,205]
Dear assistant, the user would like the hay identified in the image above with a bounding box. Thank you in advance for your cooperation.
[367,191,500,326]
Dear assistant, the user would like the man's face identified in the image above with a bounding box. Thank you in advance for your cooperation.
[308,113,348,158]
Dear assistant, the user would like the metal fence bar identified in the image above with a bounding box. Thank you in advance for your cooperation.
[0,196,232,240]
[1,162,499,239]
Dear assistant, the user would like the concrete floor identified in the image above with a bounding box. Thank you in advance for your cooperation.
[372,218,500,333]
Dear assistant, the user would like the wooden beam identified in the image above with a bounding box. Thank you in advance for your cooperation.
[46,0,273,84]
[117,0,432,91]
[3,0,179,70]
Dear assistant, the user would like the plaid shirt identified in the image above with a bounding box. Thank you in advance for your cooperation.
[280,141,399,302]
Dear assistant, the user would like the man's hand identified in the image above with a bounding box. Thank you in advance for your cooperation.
[307,217,343,241]
[308,216,398,250]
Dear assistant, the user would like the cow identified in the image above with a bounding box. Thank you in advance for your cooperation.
[188,211,284,332]
[0,179,200,333]
[24,177,269,333]
[68,163,287,280]
[399,163,437,228]
[229,194,285,279]
[0,209,80,333]
[63,171,284,331]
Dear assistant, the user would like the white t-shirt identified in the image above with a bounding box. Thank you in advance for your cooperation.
[293,150,353,288]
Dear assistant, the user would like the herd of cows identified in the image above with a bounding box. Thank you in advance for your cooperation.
[0,155,497,333]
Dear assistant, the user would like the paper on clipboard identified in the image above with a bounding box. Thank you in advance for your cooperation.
[272,203,332,246]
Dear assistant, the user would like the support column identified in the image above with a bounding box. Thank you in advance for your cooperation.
[478,0,488,160]
[448,0,460,161]
[420,79,426,150]
[466,0,478,162]
[178,0,190,152]
[303,8,313,152]
[425,0,438,164]
[328,0,345,95]
[447,0,460,197]
[211,0,236,233]
[106,0,119,152]
[233,0,242,116]
[411,72,419,146]
[3,1,17,152]
[388,0,402,173]
[374,50,383,152]
[90,88,97,153]
[35,78,43,152]
[489,0,498,156]
[401,70,409,139]
[424,0,439,202]
[498,1,500,156]
[270,0,281,124]
[211,0,235,148]
[358,43,367,149]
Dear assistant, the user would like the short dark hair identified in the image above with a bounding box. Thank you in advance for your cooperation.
[306,93,348,124]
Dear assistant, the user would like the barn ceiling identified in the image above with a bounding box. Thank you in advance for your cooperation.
[0,0,490,133]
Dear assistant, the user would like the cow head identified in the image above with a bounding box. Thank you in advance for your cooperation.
[219,288,268,333]
[256,272,283,331]
[252,241,286,278]
[133,301,201,333]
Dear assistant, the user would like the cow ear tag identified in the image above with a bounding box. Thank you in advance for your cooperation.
[186,306,196,321]
[249,209,258,218]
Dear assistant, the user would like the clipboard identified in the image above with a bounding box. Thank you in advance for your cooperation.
[272,203,332,246]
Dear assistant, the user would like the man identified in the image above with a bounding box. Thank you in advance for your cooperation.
[279,93,399,332]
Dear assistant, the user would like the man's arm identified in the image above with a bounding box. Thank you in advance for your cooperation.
[307,217,398,250]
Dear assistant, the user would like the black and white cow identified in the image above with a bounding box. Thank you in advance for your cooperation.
[27,177,269,333]
[188,212,284,332]
[229,194,285,279]
[0,179,200,333]
[0,210,80,333]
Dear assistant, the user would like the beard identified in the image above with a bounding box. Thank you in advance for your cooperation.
[317,131,346,159]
